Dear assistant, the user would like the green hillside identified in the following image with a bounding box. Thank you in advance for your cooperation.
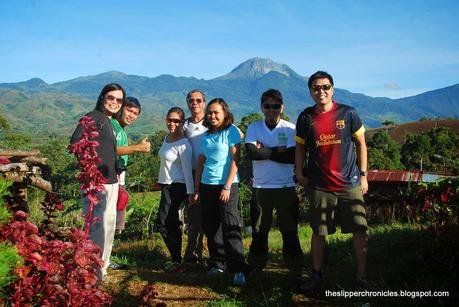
[1,58,458,135]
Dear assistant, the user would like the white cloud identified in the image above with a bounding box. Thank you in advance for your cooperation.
[384,82,402,90]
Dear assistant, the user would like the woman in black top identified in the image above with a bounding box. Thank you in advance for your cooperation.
[70,83,125,280]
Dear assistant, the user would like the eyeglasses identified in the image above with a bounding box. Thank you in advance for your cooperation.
[166,118,183,124]
[105,94,124,104]
[311,84,332,93]
[262,103,282,110]
[188,98,204,104]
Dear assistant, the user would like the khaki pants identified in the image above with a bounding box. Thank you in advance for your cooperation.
[82,183,119,279]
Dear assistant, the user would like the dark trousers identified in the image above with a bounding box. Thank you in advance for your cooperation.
[249,187,304,276]
[154,183,187,263]
[200,183,246,272]
[183,170,205,263]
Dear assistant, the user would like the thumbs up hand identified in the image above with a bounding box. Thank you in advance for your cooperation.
[137,137,151,153]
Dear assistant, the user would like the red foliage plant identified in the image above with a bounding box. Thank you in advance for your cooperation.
[68,115,107,238]
[0,116,112,306]
[414,176,459,235]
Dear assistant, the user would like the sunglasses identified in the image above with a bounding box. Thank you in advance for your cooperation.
[263,103,282,110]
[166,118,183,124]
[188,98,204,104]
[311,84,333,93]
[105,94,124,104]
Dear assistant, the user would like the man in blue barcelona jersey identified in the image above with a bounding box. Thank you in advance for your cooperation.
[295,71,369,294]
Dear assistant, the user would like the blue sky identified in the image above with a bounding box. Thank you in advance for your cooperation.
[1,0,458,98]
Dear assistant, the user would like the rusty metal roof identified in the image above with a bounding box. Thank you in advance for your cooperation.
[367,170,454,183]
[368,170,421,182]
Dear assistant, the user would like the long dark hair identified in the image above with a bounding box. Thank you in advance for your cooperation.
[203,98,234,132]
[94,83,126,112]
[167,107,185,120]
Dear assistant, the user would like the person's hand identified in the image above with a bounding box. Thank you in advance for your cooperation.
[360,176,369,195]
[256,141,264,149]
[137,137,151,153]
[220,189,230,204]
[296,175,309,189]
[191,192,200,204]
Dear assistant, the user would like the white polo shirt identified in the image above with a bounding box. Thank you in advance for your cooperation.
[245,119,296,188]
[183,118,208,170]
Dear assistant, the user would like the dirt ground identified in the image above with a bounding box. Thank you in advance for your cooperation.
[104,264,328,306]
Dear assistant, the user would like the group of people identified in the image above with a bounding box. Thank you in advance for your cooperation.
[70,70,370,293]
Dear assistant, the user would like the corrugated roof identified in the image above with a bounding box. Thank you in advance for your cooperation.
[368,170,420,182]
[368,170,454,183]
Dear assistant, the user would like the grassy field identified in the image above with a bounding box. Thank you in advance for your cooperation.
[105,223,457,306]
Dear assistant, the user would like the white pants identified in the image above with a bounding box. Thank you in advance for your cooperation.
[82,183,118,279]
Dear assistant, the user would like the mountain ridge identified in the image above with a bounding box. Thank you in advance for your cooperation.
[1,57,458,135]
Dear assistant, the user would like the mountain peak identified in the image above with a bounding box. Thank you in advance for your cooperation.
[25,78,47,86]
[97,71,127,78]
[216,57,297,80]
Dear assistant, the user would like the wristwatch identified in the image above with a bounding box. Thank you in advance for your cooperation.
[223,184,231,190]
[360,170,368,176]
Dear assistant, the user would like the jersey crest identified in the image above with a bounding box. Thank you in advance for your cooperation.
[336,119,345,129]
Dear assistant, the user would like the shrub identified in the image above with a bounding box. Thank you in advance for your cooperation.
[0,116,112,305]
[415,176,459,231]
[0,189,112,306]
[0,180,23,298]
[0,242,23,297]
[238,182,251,225]
[118,192,161,240]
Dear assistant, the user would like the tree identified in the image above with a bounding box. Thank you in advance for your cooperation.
[125,130,167,191]
[238,112,263,135]
[381,120,395,134]
[37,137,80,199]
[367,130,403,169]
[401,133,432,171]
[401,128,459,173]
[427,128,459,173]
[0,114,10,132]
[3,134,33,150]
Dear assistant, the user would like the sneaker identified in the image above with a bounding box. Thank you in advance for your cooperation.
[206,267,224,276]
[299,273,323,295]
[109,261,127,270]
[233,272,246,286]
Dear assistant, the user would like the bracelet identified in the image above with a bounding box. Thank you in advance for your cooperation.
[223,184,231,190]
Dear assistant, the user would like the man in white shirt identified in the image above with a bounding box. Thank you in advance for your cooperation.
[182,89,207,264]
[245,89,304,283]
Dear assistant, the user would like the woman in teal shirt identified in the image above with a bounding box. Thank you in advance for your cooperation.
[192,98,247,286]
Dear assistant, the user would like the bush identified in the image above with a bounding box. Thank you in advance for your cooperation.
[0,242,23,297]
[0,116,112,305]
[414,176,459,231]
[238,182,251,225]
[0,180,23,298]
[0,187,112,305]
[118,191,161,240]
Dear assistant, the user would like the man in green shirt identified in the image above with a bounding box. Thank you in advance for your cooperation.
[110,97,151,231]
